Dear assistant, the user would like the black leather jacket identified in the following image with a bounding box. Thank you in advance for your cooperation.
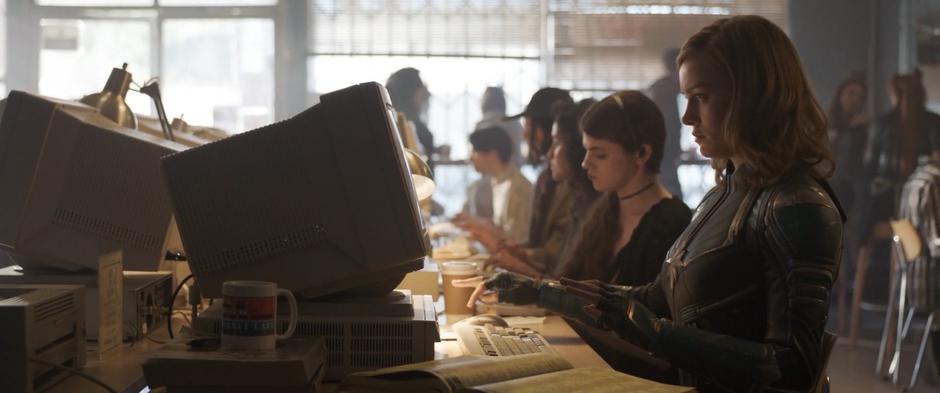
[627,166,843,392]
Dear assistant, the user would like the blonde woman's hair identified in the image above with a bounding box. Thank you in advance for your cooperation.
[678,15,832,186]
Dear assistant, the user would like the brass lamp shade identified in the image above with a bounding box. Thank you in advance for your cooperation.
[404,148,435,202]
[80,63,137,129]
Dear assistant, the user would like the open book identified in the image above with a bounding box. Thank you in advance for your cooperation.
[338,353,694,393]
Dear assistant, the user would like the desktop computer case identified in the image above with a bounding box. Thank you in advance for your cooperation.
[194,294,440,381]
[0,267,173,342]
[0,284,85,393]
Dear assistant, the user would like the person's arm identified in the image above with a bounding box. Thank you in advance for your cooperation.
[565,185,842,392]
[503,180,533,244]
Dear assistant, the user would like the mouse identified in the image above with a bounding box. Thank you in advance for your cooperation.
[458,314,509,327]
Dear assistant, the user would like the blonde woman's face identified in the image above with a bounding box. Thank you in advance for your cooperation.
[679,52,733,159]
[581,134,638,193]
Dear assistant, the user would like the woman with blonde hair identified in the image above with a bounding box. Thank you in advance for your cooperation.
[473,15,845,392]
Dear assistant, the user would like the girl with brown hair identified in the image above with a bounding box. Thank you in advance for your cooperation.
[472,15,845,392]
[554,91,691,286]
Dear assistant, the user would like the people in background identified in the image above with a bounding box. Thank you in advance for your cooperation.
[647,48,684,201]
[827,73,870,271]
[460,92,690,382]
[469,15,844,392]
[828,73,869,214]
[386,68,436,167]
[465,87,526,220]
[459,88,574,253]
[484,100,601,277]
[476,87,525,167]
[458,126,533,244]
[857,69,940,245]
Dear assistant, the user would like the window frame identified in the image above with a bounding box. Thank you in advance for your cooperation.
[6,0,305,121]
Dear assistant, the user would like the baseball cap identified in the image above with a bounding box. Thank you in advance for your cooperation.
[506,87,574,120]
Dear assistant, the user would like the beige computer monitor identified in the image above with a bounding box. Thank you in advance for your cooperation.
[0,91,187,271]
[161,82,428,298]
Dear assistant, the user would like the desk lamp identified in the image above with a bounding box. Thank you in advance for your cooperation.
[79,62,137,129]
[405,148,435,203]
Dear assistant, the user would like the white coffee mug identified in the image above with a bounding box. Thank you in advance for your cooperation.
[221,281,298,350]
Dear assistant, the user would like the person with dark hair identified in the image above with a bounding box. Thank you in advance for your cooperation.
[476,87,525,167]
[552,91,691,286]
[465,15,845,392]
[828,73,869,215]
[826,73,870,310]
[459,88,574,254]
[386,68,436,165]
[647,47,684,201]
[511,87,575,166]
[460,126,533,243]
[484,100,602,277]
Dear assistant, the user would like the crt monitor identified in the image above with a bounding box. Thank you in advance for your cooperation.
[0,91,186,272]
[161,82,429,299]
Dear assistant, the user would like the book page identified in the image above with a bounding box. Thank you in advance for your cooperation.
[341,353,572,392]
[465,367,696,393]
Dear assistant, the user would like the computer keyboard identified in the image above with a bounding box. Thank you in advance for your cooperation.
[453,316,555,356]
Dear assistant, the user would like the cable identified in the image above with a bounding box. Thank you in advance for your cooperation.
[168,273,194,340]
[29,357,118,393]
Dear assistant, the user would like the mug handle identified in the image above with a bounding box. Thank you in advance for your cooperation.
[276,288,298,340]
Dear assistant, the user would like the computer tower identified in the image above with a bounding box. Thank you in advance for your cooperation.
[0,284,85,393]
[194,293,440,381]
[124,271,173,341]
[0,266,171,342]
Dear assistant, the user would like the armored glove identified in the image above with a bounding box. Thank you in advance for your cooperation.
[482,272,592,322]
[561,278,662,351]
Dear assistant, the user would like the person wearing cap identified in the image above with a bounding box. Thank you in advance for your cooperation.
[457,126,533,244]
[459,88,574,256]
[508,87,576,167]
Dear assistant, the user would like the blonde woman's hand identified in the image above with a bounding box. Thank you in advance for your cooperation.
[451,275,497,309]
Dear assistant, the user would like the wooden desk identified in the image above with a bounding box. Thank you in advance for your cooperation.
[48,333,167,393]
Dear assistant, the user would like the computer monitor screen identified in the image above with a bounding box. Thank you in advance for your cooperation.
[161,82,429,299]
[0,91,186,272]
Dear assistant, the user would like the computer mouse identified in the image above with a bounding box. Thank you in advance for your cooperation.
[459,314,509,327]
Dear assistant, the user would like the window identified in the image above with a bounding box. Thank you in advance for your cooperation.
[162,18,274,132]
[37,0,152,6]
[32,1,278,134]
[39,18,153,115]
[308,0,543,215]
[0,0,5,95]
[547,0,787,206]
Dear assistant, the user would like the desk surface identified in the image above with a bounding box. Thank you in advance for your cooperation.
[50,310,608,393]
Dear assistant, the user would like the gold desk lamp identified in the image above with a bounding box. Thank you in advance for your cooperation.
[80,62,137,130]
[396,111,435,210]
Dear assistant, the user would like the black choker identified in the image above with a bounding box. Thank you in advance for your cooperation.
[618,182,655,201]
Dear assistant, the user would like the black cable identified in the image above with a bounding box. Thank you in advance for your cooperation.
[168,273,194,340]
[29,357,118,393]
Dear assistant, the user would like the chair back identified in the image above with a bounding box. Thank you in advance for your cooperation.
[890,219,922,263]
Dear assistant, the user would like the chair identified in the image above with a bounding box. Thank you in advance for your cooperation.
[875,219,936,390]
